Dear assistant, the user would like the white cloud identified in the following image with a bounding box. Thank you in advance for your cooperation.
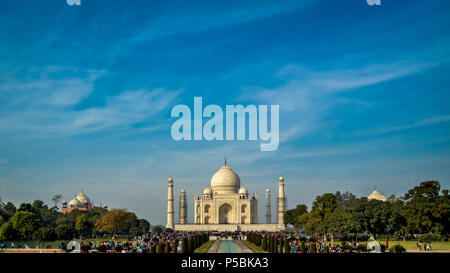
[240,60,440,143]
[0,68,181,138]
[368,115,450,135]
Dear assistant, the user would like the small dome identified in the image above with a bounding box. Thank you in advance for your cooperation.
[211,164,240,194]
[69,197,82,208]
[266,189,270,192]
[203,187,212,195]
[368,189,387,201]
[76,191,91,205]
[168,177,174,183]
[278,176,285,181]
[239,187,248,194]
[181,189,185,193]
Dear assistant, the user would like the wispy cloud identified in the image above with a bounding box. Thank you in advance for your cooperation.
[240,60,440,142]
[368,115,450,135]
[0,67,181,138]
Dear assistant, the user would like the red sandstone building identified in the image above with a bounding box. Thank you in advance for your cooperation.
[61,191,107,214]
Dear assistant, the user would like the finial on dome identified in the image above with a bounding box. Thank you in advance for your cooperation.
[224,157,227,166]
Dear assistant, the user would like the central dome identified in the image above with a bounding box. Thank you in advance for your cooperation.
[211,164,240,194]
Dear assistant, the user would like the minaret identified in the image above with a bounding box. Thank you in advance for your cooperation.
[265,189,271,224]
[277,176,285,225]
[179,188,187,224]
[166,177,174,230]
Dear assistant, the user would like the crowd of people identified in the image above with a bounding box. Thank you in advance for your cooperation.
[1,231,444,253]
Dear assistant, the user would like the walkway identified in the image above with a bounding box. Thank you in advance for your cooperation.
[207,240,253,253]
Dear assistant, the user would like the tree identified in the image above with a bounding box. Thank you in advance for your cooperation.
[403,181,449,234]
[137,219,150,234]
[284,204,308,231]
[33,227,57,246]
[18,203,33,212]
[0,221,17,241]
[2,202,16,218]
[9,211,40,240]
[151,225,164,233]
[96,209,137,238]
[51,195,62,210]
[75,214,92,237]
[55,224,78,240]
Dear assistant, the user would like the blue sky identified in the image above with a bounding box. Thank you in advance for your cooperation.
[0,0,449,225]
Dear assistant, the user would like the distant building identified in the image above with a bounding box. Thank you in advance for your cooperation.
[367,189,388,201]
[61,190,108,214]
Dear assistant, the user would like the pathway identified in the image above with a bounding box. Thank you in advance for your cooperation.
[207,240,253,253]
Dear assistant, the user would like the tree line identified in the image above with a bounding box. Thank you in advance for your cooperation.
[0,199,150,242]
[284,180,449,236]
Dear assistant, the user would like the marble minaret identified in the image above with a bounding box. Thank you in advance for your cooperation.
[265,189,271,224]
[179,188,187,224]
[166,177,174,230]
[277,176,285,225]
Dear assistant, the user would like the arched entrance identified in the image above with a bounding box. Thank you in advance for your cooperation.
[219,203,232,224]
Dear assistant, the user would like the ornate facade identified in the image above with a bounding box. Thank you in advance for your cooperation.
[167,160,286,232]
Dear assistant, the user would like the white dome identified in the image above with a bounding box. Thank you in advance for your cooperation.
[203,187,212,195]
[368,189,387,201]
[76,191,91,205]
[278,176,285,181]
[69,197,82,208]
[211,164,240,194]
[239,187,248,194]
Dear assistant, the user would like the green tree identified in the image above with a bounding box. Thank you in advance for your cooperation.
[75,214,92,237]
[9,211,40,240]
[284,204,308,231]
[403,181,449,234]
[51,195,62,210]
[0,221,17,241]
[55,224,78,240]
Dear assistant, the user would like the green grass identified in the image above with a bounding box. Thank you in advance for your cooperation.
[241,241,268,253]
[332,240,450,251]
[194,240,216,253]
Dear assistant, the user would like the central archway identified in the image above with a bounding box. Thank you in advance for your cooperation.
[219,203,232,224]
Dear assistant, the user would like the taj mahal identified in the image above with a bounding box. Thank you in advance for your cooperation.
[166,159,286,232]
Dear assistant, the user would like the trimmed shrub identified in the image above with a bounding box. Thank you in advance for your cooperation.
[419,233,441,243]
[309,242,317,253]
[97,244,107,253]
[284,239,290,253]
[262,235,267,251]
[165,241,170,253]
[181,237,187,253]
[157,242,164,253]
[390,244,406,253]
[300,242,306,253]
